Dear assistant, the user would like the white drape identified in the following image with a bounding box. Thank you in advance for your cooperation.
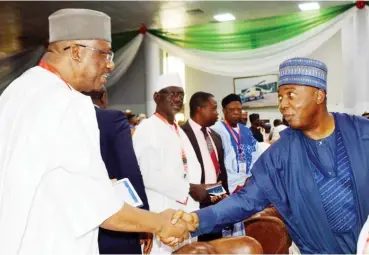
[341,6,369,114]
[147,6,356,77]
[0,46,44,92]
[106,33,144,88]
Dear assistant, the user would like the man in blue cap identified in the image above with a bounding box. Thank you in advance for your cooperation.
[173,57,369,254]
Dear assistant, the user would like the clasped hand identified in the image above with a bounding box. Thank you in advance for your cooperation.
[156,209,199,247]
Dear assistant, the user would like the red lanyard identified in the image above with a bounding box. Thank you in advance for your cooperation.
[224,120,243,156]
[39,61,71,90]
[154,112,188,179]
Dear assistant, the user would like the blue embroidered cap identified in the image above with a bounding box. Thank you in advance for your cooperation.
[279,57,328,91]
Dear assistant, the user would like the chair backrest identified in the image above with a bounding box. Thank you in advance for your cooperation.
[174,236,263,254]
[173,242,217,254]
[250,206,284,221]
[210,236,263,254]
[244,216,291,254]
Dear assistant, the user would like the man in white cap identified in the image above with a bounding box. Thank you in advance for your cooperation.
[133,73,208,254]
[0,9,192,254]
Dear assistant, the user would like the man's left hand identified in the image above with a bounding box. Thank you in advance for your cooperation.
[140,233,153,254]
[210,194,228,204]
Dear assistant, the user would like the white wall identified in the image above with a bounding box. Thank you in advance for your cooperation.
[185,30,344,123]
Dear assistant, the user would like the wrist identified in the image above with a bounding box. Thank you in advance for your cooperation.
[191,212,200,228]
[153,213,165,235]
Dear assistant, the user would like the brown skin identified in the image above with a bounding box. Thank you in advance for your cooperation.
[129,116,138,126]
[278,84,334,140]
[92,86,108,109]
[100,204,190,247]
[154,86,184,124]
[41,39,114,92]
[192,97,219,128]
[100,89,108,109]
[223,101,242,127]
[140,233,154,254]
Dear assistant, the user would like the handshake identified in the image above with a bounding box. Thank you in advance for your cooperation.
[155,209,199,247]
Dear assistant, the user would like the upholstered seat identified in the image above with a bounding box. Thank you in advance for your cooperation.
[173,236,263,254]
[244,207,292,254]
[174,206,291,254]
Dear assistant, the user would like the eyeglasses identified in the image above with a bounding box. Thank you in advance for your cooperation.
[63,44,114,63]
[159,91,185,100]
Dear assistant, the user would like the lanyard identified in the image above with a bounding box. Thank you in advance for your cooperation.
[223,121,243,156]
[39,61,71,90]
[154,112,188,179]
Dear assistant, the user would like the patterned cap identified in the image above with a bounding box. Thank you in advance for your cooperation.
[279,57,327,90]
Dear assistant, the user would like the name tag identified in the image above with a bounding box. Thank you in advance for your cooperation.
[239,162,247,174]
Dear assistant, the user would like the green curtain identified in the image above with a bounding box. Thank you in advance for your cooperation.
[148,3,354,52]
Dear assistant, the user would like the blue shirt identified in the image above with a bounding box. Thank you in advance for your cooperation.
[304,129,358,253]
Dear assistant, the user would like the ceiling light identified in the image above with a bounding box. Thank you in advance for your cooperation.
[213,13,235,22]
[298,2,320,11]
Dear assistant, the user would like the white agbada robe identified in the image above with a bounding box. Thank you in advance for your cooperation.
[0,67,122,254]
[133,114,201,254]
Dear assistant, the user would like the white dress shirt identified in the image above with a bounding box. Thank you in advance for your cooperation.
[189,118,218,184]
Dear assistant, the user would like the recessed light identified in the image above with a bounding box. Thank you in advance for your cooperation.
[213,13,235,22]
[298,2,320,11]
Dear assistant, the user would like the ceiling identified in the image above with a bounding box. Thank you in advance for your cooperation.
[0,1,352,54]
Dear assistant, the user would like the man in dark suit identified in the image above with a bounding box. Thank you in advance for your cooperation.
[84,87,151,254]
[181,92,229,242]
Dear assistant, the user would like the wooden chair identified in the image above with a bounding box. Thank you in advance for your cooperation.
[244,214,291,254]
[173,236,263,254]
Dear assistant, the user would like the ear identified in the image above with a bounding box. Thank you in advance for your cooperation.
[70,45,82,62]
[316,90,326,105]
[153,92,160,104]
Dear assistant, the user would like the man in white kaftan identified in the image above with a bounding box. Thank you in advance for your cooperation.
[0,66,122,254]
[0,9,192,254]
[133,73,202,254]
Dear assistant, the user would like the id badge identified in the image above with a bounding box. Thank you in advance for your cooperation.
[239,162,247,174]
